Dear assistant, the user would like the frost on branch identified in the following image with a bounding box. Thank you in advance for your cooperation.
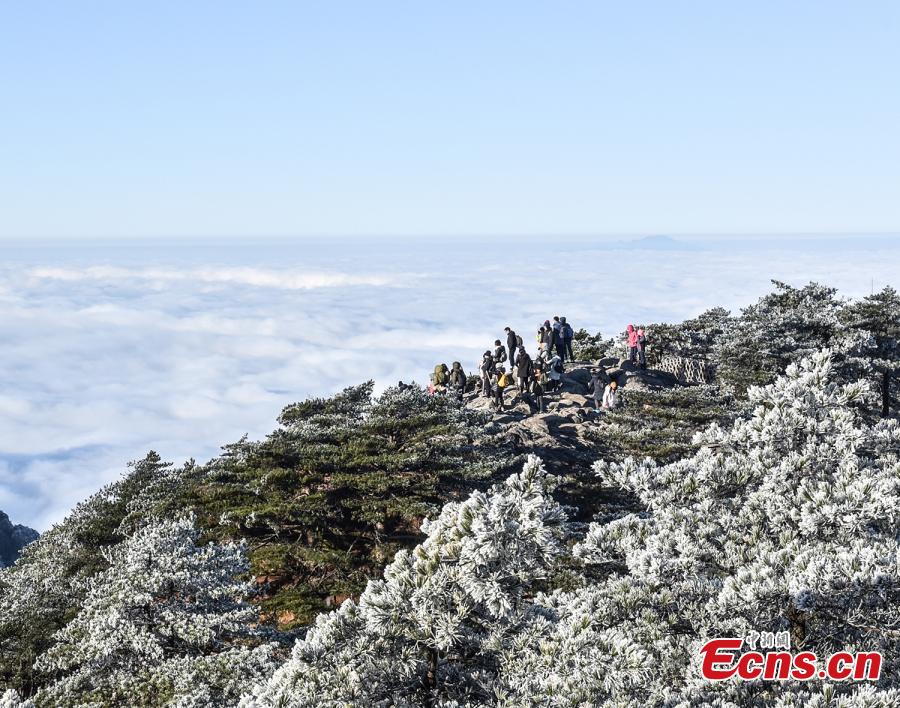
[34,515,279,706]
[578,350,900,705]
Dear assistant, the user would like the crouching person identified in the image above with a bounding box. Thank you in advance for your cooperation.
[449,361,467,400]
[602,379,619,410]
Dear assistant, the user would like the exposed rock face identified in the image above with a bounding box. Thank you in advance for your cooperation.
[0,511,38,567]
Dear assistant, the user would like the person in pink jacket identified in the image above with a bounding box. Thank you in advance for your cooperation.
[627,324,639,364]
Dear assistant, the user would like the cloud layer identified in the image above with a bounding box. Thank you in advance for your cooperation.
[1,237,897,530]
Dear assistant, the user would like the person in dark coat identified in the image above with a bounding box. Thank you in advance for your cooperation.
[529,370,546,413]
[504,326,518,368]
[560,316,575,361]
[515,347,534,392]
[493,339,507,365]
[553,316,567,362]
[480,351,495,397]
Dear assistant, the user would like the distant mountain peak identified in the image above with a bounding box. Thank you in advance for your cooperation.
[0,510,38,567]
[623,235,686,250]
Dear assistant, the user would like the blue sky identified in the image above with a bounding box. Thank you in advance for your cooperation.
[2,1,899,238]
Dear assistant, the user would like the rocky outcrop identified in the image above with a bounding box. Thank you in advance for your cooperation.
[464,357,685,473]
[0,511,38,567]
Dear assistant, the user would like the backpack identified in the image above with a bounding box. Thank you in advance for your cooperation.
[562,324,574,339]
[495,347,507,363]
[450,368,465,386]
[433,365,448,385]
[498,372,510,388]
[516,334,523,347]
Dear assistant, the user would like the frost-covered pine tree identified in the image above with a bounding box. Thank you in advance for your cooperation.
[715,281,844,393]
[34,515,279,707]
[578,349,900,706]
[0,452,183,697]
[841,286,900,418]
[240,455,570,707]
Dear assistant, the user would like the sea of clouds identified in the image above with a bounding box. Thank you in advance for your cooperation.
[1,235,897,531]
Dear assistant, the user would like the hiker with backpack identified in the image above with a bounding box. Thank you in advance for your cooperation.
[432,363,450,393]
[636,328,647,369]
[449,361,467,400]
[560,316,575,361]
[480,351,495,397]
[504,327,518,368]
[546,353,564,392]
[492,365,510,411]
[627,324,639,364]
[493,339,507,365]
[553,317,567,362]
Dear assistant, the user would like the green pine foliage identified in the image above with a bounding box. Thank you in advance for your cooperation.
[146,383,512,631]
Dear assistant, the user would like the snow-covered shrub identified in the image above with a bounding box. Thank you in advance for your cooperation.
[578,349,900,705]
[34,515,279,706]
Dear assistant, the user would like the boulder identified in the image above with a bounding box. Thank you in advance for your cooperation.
[620,368,682,391]
[564,367,592,386]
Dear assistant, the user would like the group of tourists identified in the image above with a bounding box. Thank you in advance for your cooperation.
[537,316,575,362]
[430,317,642,417]
[474,320,572,414]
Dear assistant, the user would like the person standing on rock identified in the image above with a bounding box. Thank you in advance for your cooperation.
[540,320,551,353]
[529,370,545,414]
[515,347,534,394]
[493,339,507,365]
[504,327,518,369]
[602,379,619,409]
[561,316,575,361]
[553,317,567,362]
[480,351,495,397]
[627,324,639,364]
[547,353,563,392]
[636,328,647,370]
[550,315,566,361]
[449,361,467,400]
